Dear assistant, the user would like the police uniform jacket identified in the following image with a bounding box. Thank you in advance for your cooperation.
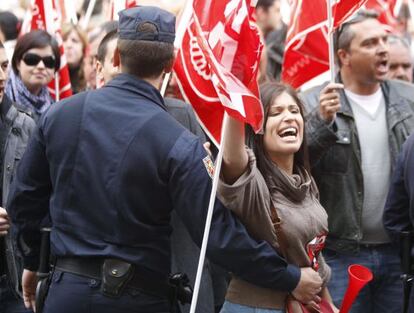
[384,132,414,244]
[7,73,300,292]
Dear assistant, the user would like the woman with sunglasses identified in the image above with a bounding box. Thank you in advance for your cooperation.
[5,30,60,121]
[218,82,338,313]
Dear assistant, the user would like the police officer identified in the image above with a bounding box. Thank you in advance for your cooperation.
[7,6,322,313]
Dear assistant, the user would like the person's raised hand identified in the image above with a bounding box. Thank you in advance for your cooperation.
[319,83,344,123]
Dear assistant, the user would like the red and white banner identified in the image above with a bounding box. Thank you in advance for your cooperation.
[108,0,138,20]
[174,0,263,144]
[282,0,367,89]
[21,0,72,100]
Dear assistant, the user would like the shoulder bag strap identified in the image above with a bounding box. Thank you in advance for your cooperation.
[269,198,290,259]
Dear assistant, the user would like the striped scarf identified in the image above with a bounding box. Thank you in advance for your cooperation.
[5,70,52,117]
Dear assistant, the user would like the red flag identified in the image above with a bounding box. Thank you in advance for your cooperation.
[174,0,263,144]
[333,0,368,29]
[23,0,72,100]
[282,0,367,89]
[365,0,399,31]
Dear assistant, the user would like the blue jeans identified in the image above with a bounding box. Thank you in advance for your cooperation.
[324,244,403,313]
[0,276,33,313]
[220,300,284,313]
[43,271,172,313]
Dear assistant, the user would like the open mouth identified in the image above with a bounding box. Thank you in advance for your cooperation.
[376,59,388,73]
[278,127,298,140]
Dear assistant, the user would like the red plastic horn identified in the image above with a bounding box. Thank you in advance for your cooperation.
[339,264,373,313]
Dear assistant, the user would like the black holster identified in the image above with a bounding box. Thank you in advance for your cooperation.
[101,258,134,298]
[169,272,193,305]
[35,228,52,313]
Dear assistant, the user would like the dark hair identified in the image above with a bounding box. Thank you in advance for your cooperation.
[97,30,118,63]
[11,30,60,74]
[0,40,4,49]
[117,22,174,79]
[246,82,310,174]
[0,11,19,41]
[334,9,379,67]
[256,0,277,10]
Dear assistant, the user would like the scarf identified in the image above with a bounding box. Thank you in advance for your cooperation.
[5,70,52,116]
[257,152,316,203]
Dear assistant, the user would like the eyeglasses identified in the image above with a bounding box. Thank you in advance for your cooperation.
[22,53,56,69]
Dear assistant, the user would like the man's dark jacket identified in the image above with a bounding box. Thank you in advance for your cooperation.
[2,94,35,297]
[301,79,414,254]
[384,132,414,244]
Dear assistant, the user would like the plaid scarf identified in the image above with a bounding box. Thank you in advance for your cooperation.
[5,70,52,116]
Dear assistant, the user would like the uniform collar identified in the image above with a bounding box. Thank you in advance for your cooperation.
[105,73,167,111]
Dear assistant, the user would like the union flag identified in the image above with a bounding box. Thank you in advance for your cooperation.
[174,0,263,145]
[282,0,367,89]
[365,0,400,31]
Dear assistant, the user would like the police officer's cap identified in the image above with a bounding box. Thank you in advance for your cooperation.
[118,6,175,43]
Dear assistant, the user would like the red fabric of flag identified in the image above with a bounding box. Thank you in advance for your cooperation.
[333,0,368,29]
[282,0,329,89]
[174,0,263,144]
[23,0,72,100]
[282,0,367,89]
[365,0,398,31]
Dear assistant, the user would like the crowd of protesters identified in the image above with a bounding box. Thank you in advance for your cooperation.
[1,0,414,313]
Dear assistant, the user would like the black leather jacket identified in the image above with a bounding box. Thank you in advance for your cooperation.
[300,79,414,254]
[2,94,35,297]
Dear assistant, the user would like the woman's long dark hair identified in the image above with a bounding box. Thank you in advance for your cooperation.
[246,82,310,176]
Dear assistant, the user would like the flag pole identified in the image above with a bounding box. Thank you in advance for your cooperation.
[67,0,78,24]
[327,0,335,83]
[189,111,229,313]
[160,72,171,97]
[408,0,414,28]
[81,0,97,30]
[394,0,403,17]
[160,0,193,97]
[55,72,60,101]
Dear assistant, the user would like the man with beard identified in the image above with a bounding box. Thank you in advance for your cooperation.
[300,10,414,313]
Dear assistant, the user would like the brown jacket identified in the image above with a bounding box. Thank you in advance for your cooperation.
[218,149,331,309]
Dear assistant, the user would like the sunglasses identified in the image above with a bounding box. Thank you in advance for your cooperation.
[22,53,56,69]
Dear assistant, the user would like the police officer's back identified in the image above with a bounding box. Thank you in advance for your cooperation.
[6,6,322,313]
